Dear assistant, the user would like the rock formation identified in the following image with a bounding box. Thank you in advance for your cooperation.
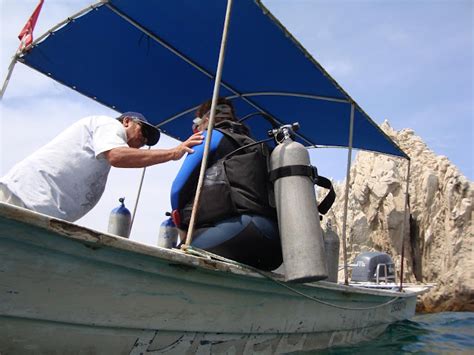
[322,121,473,312]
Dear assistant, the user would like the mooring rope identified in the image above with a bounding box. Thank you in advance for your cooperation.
[182,246,401,311]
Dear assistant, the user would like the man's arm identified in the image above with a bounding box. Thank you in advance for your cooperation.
[104,132,203,168]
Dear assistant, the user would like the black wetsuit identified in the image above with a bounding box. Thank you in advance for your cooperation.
[170,121,282,270]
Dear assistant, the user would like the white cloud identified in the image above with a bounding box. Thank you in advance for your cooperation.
[384,29,410,46]
[324,59,354,78]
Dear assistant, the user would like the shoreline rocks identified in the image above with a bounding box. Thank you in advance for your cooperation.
[323,121,473,312]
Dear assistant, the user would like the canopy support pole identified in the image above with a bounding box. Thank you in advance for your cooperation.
[2,2,105,101]
[105,4,406,159]
[129,147,151,234]
[107,4,319,149]
[0,54,19,100]
[184,0,234,247]
[399,159,411,291]
[341,103,355,285]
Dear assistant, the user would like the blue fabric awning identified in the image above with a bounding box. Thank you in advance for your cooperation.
[19,0,407,158]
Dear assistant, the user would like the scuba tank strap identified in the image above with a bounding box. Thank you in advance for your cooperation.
[269,165,318,183]
[314,175,336,215]
[269,165,335,215]
[216,124,272,161]
[221,137,274,160]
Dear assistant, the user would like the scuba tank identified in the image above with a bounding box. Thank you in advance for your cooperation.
[157,217,178,249]
[268,123,328,282]
[107,197,131,238]
[323,220,340,283]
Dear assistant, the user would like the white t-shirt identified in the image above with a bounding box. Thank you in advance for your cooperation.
[0,115,129,221]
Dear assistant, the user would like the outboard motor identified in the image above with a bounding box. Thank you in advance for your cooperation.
[268,123,328,282]
[108,197,131,238]
[351,252,396,283]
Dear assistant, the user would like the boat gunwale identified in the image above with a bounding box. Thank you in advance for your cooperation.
[0,202,430,299]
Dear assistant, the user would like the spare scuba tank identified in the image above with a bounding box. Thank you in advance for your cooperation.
[157,217,178,249]
[268,123,328,282]
[323,220,340,283]
[108,197,131,238]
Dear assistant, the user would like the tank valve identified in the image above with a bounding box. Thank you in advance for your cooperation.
[268,122,300,143]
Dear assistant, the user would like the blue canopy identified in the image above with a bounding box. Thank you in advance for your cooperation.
[19,0,406,158]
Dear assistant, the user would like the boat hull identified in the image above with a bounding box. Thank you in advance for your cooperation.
[0,316,390,354]
[0,203,421,354]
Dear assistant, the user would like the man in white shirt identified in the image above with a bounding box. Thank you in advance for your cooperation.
[0,112,203,222]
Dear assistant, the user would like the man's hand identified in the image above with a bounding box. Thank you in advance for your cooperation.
[173,132,204,160]
[104,132,204,168]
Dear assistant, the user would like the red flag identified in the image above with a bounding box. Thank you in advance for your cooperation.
[18,0,45,51]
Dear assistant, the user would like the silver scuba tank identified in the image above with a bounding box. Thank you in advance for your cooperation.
[323,220,340,283]
[269,123,328,282]
[157,217,178,249]
[107,197,131,238]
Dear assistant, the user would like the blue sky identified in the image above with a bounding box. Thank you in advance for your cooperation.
[1,0,472,245]
[266,0,473,179]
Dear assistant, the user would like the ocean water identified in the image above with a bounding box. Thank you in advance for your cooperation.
[314,312,474,354]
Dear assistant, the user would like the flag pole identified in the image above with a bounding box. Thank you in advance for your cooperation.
[1,0,45,100]
[0,54,19,101]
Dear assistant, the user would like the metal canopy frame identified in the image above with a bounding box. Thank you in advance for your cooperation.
[1,0,412,289]
[105,1,322,147]
[7,0,407,159]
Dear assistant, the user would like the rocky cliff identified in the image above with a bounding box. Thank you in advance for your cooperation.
[322,121,473,312]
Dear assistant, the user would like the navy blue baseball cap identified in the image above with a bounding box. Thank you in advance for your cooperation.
[119,111,160,146]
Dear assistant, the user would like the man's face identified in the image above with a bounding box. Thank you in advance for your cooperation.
[124,118,147,148]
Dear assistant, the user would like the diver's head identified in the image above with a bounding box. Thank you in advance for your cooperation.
[193,97,236,132]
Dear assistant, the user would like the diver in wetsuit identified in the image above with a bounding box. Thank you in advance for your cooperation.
[170,98,282,271]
